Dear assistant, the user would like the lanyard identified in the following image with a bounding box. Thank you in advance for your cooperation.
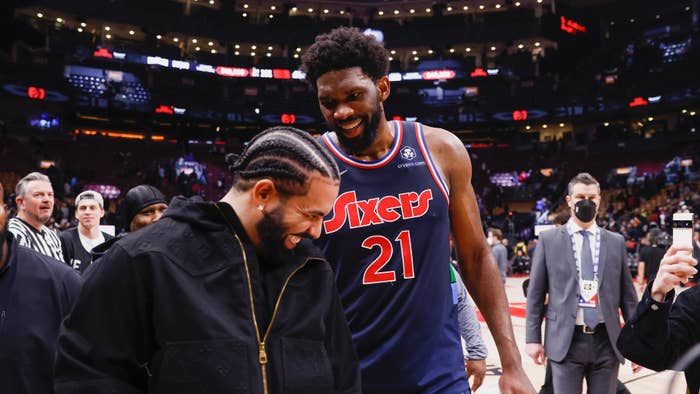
[569,227,601,281]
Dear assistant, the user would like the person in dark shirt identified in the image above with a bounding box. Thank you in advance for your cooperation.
[637,228,667,285]
[0,182,82,394]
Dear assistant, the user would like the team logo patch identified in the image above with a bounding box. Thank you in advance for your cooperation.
[400,146,416,161]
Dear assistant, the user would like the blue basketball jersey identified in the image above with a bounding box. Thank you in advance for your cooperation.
[318,121,469,394]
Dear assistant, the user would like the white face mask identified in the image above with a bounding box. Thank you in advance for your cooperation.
[487,235,494,246]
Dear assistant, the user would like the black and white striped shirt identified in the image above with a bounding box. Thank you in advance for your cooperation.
[8,217,64,262]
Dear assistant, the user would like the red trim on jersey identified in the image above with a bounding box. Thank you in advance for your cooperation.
[415,123,450,204]
[322,121,403,169]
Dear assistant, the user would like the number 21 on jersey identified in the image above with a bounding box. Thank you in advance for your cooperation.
[362,230,415,284]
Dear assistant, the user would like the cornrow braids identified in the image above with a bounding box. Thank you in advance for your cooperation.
[226,126,340,195]
[302,26,390,88]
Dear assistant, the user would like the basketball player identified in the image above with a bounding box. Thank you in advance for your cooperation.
[303,27,535,394]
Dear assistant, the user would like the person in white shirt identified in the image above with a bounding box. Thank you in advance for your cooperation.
[59,191,113,273]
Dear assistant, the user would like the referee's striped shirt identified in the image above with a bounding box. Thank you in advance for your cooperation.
[8,217,64,262]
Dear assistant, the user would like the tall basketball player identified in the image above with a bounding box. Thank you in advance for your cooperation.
[303,27,536,394]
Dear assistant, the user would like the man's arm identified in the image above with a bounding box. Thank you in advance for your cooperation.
[55,244,152,394]
[618,245,699,371]
[425,126,535,393]
[453,266,487,392]
[524,235,548,364]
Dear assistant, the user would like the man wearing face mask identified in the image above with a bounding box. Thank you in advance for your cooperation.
[525,172,638,394]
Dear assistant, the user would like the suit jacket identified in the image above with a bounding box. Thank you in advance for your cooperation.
[526,225,638,363]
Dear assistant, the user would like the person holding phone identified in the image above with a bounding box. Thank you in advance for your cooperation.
[617,213,699,394]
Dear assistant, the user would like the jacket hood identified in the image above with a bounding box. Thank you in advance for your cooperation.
[161,196,228,231]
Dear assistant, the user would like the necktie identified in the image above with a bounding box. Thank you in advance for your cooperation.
[580,230,599,329]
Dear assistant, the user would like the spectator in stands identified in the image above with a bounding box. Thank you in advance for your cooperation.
[59,191,113,273]
[489,227,509,283]
[0,182,82,394]
[54,126,360,393]
[636,227,667,286]
[8,172,64,261]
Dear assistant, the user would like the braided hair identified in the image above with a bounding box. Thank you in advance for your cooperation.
[226,126,340,196]
[302,26,390,88]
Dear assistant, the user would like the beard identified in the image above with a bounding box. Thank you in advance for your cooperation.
[255,205,296,267]
[333,100,383,155]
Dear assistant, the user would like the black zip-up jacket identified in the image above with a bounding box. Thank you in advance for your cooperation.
[55,197,361,394]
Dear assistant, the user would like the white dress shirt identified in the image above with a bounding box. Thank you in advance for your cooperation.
[566,219,603,325]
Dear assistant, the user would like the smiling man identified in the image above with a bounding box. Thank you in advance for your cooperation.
[55,126,360,394]
[59,190,113,273]
[303,27,534,394]
[8,172,64,261]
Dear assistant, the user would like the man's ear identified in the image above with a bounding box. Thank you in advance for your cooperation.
[565,194,572,208]
[252,179,277,206]
[376,76,390,103]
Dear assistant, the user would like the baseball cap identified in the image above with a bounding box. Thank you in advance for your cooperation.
[75,190,104,209]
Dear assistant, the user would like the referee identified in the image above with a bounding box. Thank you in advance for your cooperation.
[8,172,63,261]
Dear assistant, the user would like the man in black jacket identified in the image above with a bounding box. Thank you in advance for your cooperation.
[60,190,113,273]
[0,183,82,394]
[55,126,361,394]
[617,244,699,393]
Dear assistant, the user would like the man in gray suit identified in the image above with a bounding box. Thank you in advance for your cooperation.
[525,172,638,394]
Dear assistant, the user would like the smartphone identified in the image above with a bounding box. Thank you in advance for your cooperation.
[672,212,694,252]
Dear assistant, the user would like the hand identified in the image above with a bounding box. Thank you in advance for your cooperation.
[525,343,545,365]
[465,359,486,392]
[631,362,642,373]
[650,245,697,302]
[498,366,537,394]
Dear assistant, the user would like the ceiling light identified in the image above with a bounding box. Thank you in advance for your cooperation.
[394,10,399,14]
[389,56,393,61]
[196,47,200,51]
[209,0,214,4]
[104,26,111,31]
[77,27,83,32]
[542,124,548,128]
[412,50,417,54]
[269,14,274,18]
[449,48,455,53]
[559,123,565,127]
[266,53,271,57]
[250,51,255,56]
[192,38,197,43]
[268,46,273,50]
[323,9,329,13]
[428,49,434,54]
[129,30,135,35]
[56,17,63,23]
[156,34,162,39]
[604,122,610,126]
[105,34,111,39]
[211,49,216,54]
[490,46,496,51]
[37,12,43,18]
[410,9,415,13]
[208,41,214,46]
[340,10,345,14]
[537,0,543,3]
[463,5,469,10]
[391,50,396,54]
[465,47,471,52]
[495,4,501,9]
[413,56,419,61]
[243,4,248,8]
[242,12,247,17]
[526,125,531,130]
[479,5,485,10]
[378,10,384,15]
[235,51,240,55]
[270,5,276,10]
[515,2,521,6]
[446,6,453,11]
[293,54,299,58]
[308,8,313,12]
[251,45,257,49]
[173,37,179,42]
[535,42,541,47]
[425,8,431,12]
[80,22,86,27]
[518,44,524,49]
